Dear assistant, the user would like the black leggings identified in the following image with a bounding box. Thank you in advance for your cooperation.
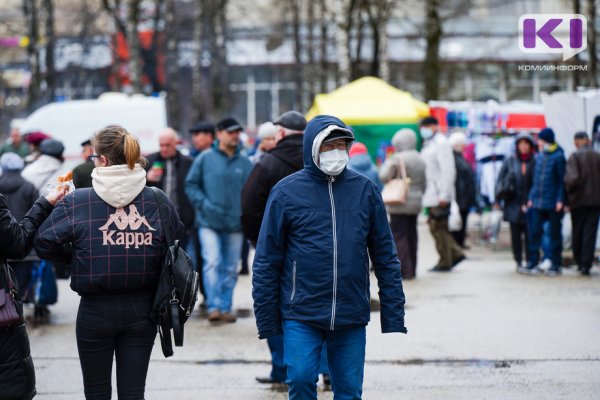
[510,222,528,266]
[76,293,156,400]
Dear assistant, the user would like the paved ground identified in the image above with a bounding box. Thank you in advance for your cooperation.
[27,219,600,399]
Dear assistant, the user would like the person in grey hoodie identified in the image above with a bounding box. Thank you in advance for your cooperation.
[379,128,426,279]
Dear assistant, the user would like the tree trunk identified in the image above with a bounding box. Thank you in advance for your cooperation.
[127,0,142,93]
[334,0,352,85]
[23,0,41,111]
[424,0,442,101]
[319,0,329,93]
[192,1,205,120]
[587,0,598,87]
[291,0,303,109]
[102,0,126,92]
[211,0,230,116]
[43,0,55,102]
[164,0,181,130]
[573,0,582,87]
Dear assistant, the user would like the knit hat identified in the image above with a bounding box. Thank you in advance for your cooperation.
[25,131,50,146]
[538,127,555,143]
[257,122,277,140]
[349,142,368,157]
[449,131,467,147]
[39,139,65,159]
[391,128,417,151]
[0,152,24,172]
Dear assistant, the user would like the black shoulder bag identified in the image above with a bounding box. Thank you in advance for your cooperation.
[150,187,200,358]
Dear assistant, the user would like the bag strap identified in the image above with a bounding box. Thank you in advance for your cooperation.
[171,301,184,346]
[398,156,408,181]
[158,310,174,357]
[150,187,173,247]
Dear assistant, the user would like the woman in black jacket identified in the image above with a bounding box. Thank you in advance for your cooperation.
[35,125,184,400]
[496,133,536,269]
[0,187,67,400]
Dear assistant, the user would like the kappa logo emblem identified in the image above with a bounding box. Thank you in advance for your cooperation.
[99,205,156,249]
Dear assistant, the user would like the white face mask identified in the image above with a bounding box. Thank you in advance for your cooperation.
[319,149,348,176]
[420,127,434,140]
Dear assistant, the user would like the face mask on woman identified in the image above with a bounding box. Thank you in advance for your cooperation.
[319,149,348,176]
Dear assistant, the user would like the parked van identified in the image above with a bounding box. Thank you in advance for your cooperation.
[19,93,167,159]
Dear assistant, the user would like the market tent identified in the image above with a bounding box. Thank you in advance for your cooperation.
[306,77,429,161]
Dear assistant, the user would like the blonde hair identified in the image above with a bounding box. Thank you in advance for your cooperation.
[92,125,146,169]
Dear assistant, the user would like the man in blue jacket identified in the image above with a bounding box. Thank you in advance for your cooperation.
[522,127,566,276]
[185,117,252,322]
[252,115,407,399]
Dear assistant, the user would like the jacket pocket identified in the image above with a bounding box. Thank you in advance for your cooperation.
[290,260,297,302]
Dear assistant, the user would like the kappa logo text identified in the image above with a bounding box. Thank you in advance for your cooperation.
[99,205,156,248]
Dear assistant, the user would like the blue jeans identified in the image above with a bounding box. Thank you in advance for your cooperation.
[199,227,243,313]
[283,320,365,400]
[528,209,563,268]
[268,334,329,383]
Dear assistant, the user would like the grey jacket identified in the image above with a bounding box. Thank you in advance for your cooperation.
[421,134,456,207]
[379,132,426,215]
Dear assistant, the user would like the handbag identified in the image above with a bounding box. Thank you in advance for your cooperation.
[382,156,411,206]
[448,201,463,232]
[0,261,24,330]
[150,187,200,358]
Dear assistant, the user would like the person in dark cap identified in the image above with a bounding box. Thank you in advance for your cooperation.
[22,138,65,195]
[565,131,600,276]
[189,121,215,157]
[521,127,566,276]
[185,116,252,323]
[241,110,310,384]
[72,139,95,189]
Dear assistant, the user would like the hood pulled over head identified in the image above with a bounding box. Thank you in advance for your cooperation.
[303,115,354,176]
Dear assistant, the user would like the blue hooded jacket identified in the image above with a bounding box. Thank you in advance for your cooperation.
[348,153,384,191]
[529,144,566,210]
[252,115,407,339]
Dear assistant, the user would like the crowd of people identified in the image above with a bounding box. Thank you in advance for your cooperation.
[0,108,598,400]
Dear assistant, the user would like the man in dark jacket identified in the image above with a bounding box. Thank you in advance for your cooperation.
[449,132,476,248]
[565,132,600,276]
[241,110,306,385]
[242,111,306,246]
[0,188,66,400]
[523,127,566,276]
[252,115,407,399]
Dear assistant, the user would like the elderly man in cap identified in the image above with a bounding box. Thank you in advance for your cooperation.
[253,115,407,399]
[185,117,252,323]
[564,131,600,276]
[189,121,215,157]
[0,120,29,158]
[71,139,95,188]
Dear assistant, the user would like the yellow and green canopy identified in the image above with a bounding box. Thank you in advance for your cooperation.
[306,77,430,161]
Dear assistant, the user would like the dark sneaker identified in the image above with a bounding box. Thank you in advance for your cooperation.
[256,376,283,384]
[452,255,466,267]
[429,265,452,272]
[581,268,591,276]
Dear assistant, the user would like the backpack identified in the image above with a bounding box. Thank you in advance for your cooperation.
[150,187,199,358]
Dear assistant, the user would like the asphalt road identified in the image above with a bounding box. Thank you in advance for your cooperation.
[27,219,600,399]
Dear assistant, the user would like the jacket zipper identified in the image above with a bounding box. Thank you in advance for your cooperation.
[328,177,338,331]
[290,260,297,301]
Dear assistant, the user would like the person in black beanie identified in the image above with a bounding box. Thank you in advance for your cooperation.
[521,127,566,276]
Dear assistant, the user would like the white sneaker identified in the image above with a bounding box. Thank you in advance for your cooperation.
[539,259,552,271]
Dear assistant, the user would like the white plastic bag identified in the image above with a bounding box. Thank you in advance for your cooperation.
[449,201,463,232]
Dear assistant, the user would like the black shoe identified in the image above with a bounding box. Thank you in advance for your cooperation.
[256,376,283,384]
[239,267,249,275]
[581,269,591,276]
[452,255,466,267]
[429,265,452,272]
